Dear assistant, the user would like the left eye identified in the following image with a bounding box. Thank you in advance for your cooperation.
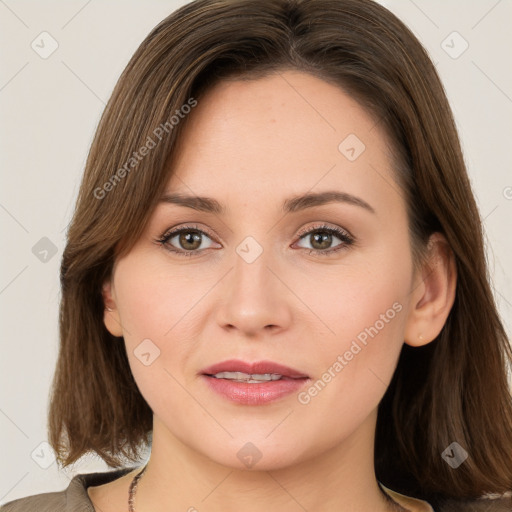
[295,227,351,252]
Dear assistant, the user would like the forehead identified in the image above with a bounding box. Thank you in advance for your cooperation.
[165,70,400,216]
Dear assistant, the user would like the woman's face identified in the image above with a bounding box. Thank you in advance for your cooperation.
[105,70,419,470]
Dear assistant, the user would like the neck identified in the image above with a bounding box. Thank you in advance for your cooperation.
[134,409,397,512]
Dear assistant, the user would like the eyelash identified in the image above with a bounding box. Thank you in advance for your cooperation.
[155,223,355,258]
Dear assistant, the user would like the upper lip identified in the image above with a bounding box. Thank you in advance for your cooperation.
[201,359,309,379]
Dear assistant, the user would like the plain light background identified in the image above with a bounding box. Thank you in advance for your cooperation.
[0,0,511,503]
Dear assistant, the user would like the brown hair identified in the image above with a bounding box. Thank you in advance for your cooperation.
[48,0,512,506]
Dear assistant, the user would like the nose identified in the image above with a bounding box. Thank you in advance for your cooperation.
[215,244,293,337]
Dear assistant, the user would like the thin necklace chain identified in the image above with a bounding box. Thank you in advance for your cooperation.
[128,464,410,512]
[128,464,148,512]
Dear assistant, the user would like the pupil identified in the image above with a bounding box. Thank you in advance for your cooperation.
[312,232,331,250]
[180,231,201,250]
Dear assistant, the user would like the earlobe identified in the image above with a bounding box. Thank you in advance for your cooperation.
[404,233,457,347]
[102,280,124,337]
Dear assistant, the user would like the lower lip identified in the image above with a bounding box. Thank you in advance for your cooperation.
[201,375,310,405]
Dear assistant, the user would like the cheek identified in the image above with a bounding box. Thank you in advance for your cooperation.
[293,243,411,413]
[111,254,212,408]
[113,254,204,343]
[295,238,411,350]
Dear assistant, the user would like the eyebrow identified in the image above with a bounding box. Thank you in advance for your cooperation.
[159,190,376,215]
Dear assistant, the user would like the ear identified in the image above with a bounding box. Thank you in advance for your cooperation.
[404,232,457,347]
[102,279,124,337]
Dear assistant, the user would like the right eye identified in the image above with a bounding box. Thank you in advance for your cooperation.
[157,225,219,256]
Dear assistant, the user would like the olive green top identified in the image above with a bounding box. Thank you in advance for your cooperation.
[1,467,511,511]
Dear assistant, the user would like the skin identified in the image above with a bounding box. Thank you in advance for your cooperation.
[89,70,456,512]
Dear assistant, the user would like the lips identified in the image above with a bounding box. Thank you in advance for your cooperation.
[200,359,309,379]
[200,359,310,405]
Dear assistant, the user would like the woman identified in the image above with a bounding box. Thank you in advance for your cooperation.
[2,0,511,511]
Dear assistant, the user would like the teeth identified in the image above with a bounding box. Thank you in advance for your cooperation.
[212,371,283,382]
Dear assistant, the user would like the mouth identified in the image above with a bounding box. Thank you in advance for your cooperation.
[200,359,310,380]
[199,359,310,405]
[204,371,307,383]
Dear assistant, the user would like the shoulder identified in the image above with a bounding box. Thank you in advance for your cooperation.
[436,495,512,512]
[0,489,68,512]
[0,467,134,512]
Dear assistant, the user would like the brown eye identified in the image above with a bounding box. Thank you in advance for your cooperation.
[158,226,217,255]
[308,231,336,250]
[294,224,354,257]
[177,231,203,251]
